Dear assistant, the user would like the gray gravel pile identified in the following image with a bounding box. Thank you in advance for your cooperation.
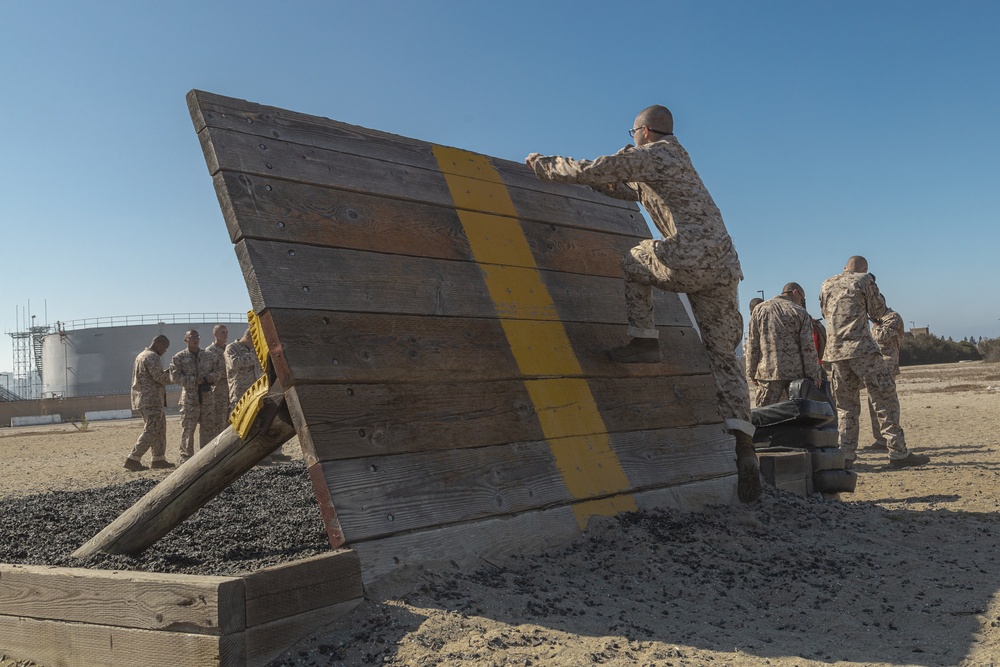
[0,462,331,575]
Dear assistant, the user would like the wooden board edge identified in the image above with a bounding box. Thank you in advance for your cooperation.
[0,613,244,667]
[0,563,244,634]
[242,550,363,627]
[245,598,363,667]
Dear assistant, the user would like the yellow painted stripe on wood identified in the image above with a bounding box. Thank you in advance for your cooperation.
[433,145,636,527]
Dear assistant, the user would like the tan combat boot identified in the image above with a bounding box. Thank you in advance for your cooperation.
[734,431,762,503]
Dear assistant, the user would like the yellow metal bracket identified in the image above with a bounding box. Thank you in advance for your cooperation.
[229,310,271,439]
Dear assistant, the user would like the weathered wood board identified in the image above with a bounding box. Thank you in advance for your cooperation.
[0,550,363,667]
[188,89,738,583]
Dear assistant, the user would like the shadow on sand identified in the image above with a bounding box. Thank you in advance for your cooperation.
[273,486,1000,666]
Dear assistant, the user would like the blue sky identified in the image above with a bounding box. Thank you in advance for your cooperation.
[2,1,998,371]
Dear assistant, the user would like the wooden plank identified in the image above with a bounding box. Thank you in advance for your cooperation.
[242,550,363,627]
[235,239,687,326]
[287,374,723,464]
[0,615,244,667]
[245,598,363,667]
[196,124,646,240]
[187,89,639,215]
[306,461,347,548]
[317,423,732,543]
[352,475,733,587]
[212,170,645,273]
[261,309,707,387]
[0,564,244,634]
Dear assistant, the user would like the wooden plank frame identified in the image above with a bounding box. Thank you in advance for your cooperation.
[187,90,738,585]
[0,550,363,667]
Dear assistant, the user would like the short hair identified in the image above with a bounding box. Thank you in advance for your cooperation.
[151,335,169,347]
[213,324,227,334]
[636,105,674,135]
[846,255,868,272]
[185,329,200,340]
[782,282,804,297]
[749,297,764,311]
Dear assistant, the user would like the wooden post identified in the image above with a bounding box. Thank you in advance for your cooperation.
[72,396,296,558]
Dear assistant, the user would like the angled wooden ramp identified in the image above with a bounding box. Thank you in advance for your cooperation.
[188,90,737,585]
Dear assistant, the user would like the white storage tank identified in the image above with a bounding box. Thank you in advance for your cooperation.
[40,315,249,398]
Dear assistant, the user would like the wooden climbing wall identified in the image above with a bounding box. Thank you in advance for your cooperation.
[188,90,736,584]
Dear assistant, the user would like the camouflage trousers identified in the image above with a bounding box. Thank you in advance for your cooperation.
[128,407,167,462]
[828,354,909,461]
[868,396,885,445]
[179,389,221,458]
[751,380,791,408]
[622,240,751,435]
[209,386,230,440]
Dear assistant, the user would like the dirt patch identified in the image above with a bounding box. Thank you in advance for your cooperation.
[2,362,1000,667]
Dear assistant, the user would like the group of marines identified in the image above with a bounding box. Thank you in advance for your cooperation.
[124,324,287,471]
[745,256,927,471]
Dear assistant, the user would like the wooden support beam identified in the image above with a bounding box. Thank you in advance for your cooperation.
[72,397,296,558]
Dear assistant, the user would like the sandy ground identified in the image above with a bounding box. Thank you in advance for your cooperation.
[2,361,1000,666]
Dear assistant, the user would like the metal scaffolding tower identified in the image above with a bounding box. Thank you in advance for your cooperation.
[6,306,50,401]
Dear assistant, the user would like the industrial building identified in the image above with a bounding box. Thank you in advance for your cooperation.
[5,313,248,400]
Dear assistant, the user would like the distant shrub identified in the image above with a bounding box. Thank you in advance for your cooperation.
[899,334,981,366]
[978,337,1000,363]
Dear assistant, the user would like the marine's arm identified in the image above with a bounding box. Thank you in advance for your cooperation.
[169,353,198,390]
[526,144,676,188]
[144,353,172,386]
[746,313,762,384]
[864,276,889,322]
[799,313,823,387]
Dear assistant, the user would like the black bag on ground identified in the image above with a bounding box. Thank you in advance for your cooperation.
[788,377,838,429]
[751,398,834,429]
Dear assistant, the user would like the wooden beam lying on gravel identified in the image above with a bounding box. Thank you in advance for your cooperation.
[72,396,296,558]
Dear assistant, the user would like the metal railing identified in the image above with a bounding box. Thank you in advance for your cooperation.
[52,313,249,332]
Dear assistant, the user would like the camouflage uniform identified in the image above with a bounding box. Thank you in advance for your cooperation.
[868,308,905,445]
[746,295,823,407]
[225,340,260,412]
[170,347,224,459]
[820,272,910,461]
[529,138,752,435]
[127,348,172,464]
[203,342,229,440]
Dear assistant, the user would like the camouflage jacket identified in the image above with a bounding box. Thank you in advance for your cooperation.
[871,309,905,375]
[203,342,228,398]
[169,347,223,395]
[746,295,822,382]
[225,341,259,405]
[529,137,742,276]
[819,271,888,361]
[130,348,171,410]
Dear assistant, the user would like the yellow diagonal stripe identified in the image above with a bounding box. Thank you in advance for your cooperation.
[433,145,636,528]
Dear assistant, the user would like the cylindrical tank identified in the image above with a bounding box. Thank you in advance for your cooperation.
[41,318,250,398]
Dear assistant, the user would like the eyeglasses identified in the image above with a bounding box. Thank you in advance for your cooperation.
[629,126,672,138]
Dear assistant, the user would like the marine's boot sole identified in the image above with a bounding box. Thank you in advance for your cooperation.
[736,455,762,503]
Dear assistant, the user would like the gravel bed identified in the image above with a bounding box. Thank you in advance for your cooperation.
[0,462,332,575]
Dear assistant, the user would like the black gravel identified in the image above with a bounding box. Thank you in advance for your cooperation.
[0,462,332,575]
